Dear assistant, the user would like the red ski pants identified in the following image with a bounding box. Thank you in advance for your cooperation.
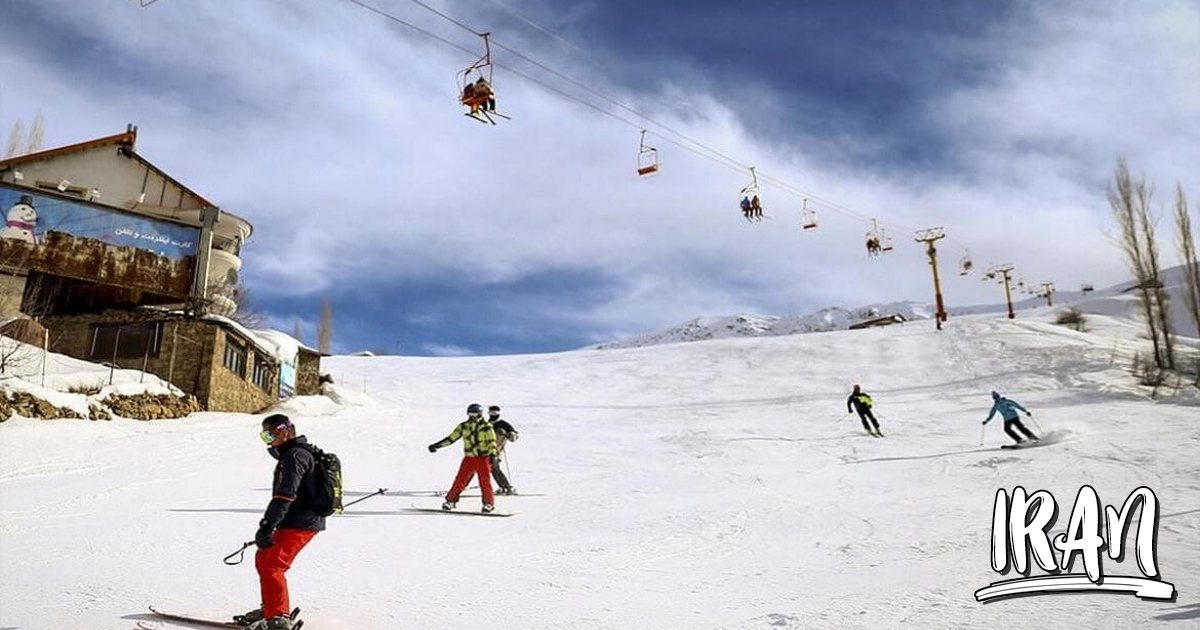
[255,528,317,619]
[445,455,494,504]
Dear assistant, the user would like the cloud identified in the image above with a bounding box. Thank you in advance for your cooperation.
[1,0,1196,354]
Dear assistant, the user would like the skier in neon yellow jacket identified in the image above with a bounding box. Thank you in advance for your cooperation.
[847,384,882,436]
[428,403,498,512]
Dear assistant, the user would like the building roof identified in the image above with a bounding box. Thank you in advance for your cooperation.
[0,126,252,239]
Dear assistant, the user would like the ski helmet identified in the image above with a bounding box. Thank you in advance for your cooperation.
[488,405,500,413]
[262,413,292,430]
[991,391,1001,400]
[467,403,483,414]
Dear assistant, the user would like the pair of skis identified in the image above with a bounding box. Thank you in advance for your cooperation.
[140,606,302,629]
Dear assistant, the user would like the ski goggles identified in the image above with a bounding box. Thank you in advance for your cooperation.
[259,429,276,444]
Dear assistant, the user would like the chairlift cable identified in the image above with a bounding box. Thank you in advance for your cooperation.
[347,0,1039,279]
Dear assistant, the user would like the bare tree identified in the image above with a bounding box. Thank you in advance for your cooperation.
[292,320,304,344]
[1139,177,1175,370]
[318,298,332,354]
[25,113,44,155]
[1110,160,1167,369]
[1174,184,1200,384]
[4,119,24,158]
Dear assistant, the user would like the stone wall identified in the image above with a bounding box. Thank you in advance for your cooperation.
[205,325,279,413]
[41,309,280,413]
[296,348,322,396]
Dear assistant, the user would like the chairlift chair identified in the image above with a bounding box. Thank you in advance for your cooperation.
[457,33,509,125]
[959,252,973,276]
[867,219,892,255]
[800,198,818,231]
[636,130,660,176]
[739,167,764,221]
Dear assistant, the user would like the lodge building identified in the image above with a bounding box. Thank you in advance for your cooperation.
[0,126,321,412]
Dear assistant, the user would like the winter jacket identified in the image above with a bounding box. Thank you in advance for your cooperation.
[986,397,1029,422]
[847,392,873,413]
[261,436,327,532]
[491,418,519,454]
[432,416,498,457]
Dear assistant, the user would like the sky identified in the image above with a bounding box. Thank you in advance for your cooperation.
[1,0,1197,355]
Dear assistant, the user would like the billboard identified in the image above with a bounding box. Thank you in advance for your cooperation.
[0,184,199,260]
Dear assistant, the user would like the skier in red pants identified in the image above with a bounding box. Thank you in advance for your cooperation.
[428,403,499,513]
[234,415,325,630]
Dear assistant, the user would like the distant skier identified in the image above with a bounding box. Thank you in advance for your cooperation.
[487,405,520,495]
[429,403,499,513]
[982,391,1038,445]
[235,414,324,630]
[847,384,882,437]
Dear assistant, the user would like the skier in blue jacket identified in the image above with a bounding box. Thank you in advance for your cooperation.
[982,391,1038,444]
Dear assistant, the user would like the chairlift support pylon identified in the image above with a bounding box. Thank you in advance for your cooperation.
[636,130,660,176]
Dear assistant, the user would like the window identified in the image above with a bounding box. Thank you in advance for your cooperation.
[90,323,161,360]
[252,355,273,392]
[223,338,246,377]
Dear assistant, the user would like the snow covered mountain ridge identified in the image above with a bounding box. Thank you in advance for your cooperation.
[594,302,934,349]
[596,266,1199,350]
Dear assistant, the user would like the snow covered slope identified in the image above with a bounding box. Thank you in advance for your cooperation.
[1,311,1197,629]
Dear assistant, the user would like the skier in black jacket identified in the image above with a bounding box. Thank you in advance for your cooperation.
[235,414,324,630]
[847,384,883,437]
[487,405,520,495]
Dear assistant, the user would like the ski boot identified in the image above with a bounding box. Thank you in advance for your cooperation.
[441,500,457,511]
[481,503,495,514]
[248,615,294,630]
[234,608,263,626]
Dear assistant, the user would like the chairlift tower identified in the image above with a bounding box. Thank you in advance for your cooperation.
[1038,282,1055,307]
[984,264,1017,319]
[914,227,948,330]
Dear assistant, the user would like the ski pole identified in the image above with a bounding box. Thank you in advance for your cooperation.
[341,487,388,511]
[978,423,986,446]
[1028,415,1045,435]
[223,541,255,566]
[503,454,513,487]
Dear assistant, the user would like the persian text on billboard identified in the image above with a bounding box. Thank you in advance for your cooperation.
[0,185,199,260]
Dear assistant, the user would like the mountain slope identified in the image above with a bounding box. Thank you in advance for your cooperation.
[1,308,1197,629]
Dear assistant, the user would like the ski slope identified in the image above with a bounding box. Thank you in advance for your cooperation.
[1,311,1198,629]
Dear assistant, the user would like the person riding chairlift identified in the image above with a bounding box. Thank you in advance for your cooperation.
[473,77,495,112]
[866,235,881,256]
[750,195,763,220]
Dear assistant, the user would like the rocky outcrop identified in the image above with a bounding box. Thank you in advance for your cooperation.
[7,392,83,420]
[99,393,201,420]
[0,390,199,421]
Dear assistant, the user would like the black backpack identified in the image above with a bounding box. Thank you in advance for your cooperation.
[298,443,343,516]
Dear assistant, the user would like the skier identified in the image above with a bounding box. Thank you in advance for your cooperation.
[982,391,1038,444]
[428,403,499,513]
[235,414,324,630]
[487,405,520,495]
[847,384,882,437]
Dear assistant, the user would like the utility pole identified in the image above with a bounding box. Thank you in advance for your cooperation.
[1038,282,1055,307]
[914,227,948,330]
[984,264,1016,319]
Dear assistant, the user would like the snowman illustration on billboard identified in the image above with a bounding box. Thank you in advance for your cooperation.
[0,195,39,244]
